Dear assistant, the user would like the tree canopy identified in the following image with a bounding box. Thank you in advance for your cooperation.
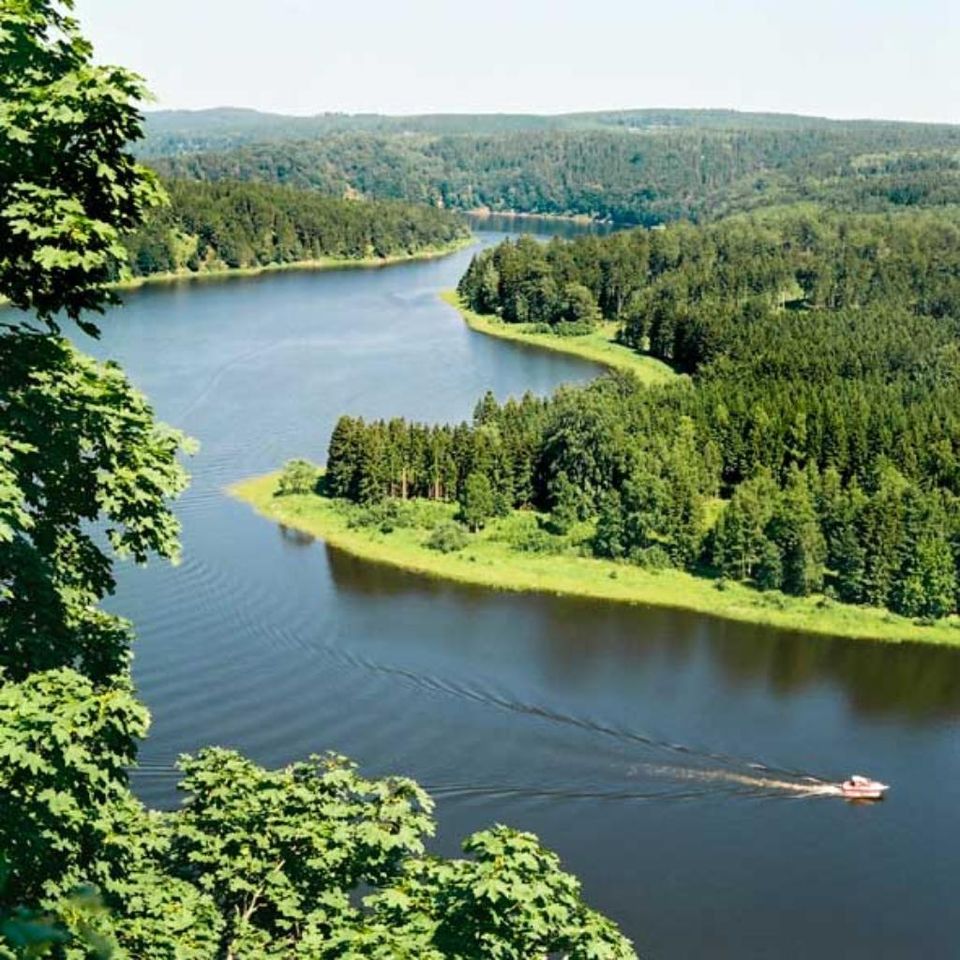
[123,179,467,279]
[147,123,960,226]
[327,204,960,620]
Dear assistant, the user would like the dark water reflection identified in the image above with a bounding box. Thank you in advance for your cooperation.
[325,545,960,725]
[86,226,960,960]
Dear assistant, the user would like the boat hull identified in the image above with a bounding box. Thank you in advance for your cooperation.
[840,783,889,800]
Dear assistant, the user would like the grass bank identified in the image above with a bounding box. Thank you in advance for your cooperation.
[440,291,678,385]
[229,473,960,646]
[114,237,476,293]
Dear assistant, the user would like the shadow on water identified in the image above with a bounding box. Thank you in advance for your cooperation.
[323,542,960,723]
[278,524,316,548]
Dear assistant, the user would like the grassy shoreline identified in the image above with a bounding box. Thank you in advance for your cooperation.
[114,237,475,292]
[229,473,960,647]
[439,291,679,384]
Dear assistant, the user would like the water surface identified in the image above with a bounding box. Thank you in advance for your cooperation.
[89,227,960,960]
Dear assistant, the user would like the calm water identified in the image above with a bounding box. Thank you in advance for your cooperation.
[88,228,960,959]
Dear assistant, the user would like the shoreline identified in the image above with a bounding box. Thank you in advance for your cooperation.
[439,291,679,385]
[0,238,476,310]
[228,474,960,647]
[465,208,606,226]
[115,236,475,292]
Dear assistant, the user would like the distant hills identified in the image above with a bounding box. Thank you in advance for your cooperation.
[140,108,960,226]
[141,106,960,156]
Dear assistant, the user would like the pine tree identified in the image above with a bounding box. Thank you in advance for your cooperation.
[459,472,495,532]
[755,538,784,591]
[593,491,626,559]
[892,534,957,619]
[769,470,826,595]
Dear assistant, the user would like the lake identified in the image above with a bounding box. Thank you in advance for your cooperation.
[89,225,960,959]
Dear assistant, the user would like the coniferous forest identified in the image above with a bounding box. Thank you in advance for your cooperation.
[123,179,468,277]
[146,123,960,226]
[325,207,960,621]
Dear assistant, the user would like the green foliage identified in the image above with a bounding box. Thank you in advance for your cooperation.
[423,826,635,960]
[0,669,148,907]
[425,522,468,554]
[328,201,960,619]
[559,282,602,327]
[123,179,467,278]
[0,884,115,960]
[0,0,165,329]
[593,491,626,559]
[0,6,637,960]
[146,115,960,225]
[347,499,417,534]
[712,474,778,582]
[0,332,190,684]
[171,749,435,958]
[277,459,319,497]
[754,540,784,593]
[459,472,495,532]
[544,473,584,534]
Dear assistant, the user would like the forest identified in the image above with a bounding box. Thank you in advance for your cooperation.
[141,106,960,156]
[122,179,467,277]
[325,206,960,621]
[147,124,960,225]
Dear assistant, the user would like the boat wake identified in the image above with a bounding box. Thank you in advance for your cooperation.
[633,764,844,798]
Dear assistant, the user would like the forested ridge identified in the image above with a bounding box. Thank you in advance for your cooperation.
[323,207,960,622]
[142,106,960,156]
[123,179,468,277]
[148,124,960,225]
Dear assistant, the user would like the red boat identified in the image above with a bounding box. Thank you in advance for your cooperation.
[840,774,889,800]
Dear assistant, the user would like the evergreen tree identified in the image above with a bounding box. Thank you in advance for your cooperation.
[755,539,784,591]
[768,470,826,596]
[546,472,583,535]
[892,533,957,619]
[593,490,626,559]
[459,472,495,532]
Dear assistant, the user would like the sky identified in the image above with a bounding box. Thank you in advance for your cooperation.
[73,0,960,124]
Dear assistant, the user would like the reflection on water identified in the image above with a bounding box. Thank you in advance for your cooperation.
[324,545,960,723]
[278,524,316,548]
[92,227,960,960]
[463,212,619,239]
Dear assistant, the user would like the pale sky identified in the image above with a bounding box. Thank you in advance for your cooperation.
[74,0,960,124]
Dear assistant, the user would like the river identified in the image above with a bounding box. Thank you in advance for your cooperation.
[88,223,960,959]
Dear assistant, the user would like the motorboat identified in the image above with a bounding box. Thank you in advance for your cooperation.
[839,774,889,800]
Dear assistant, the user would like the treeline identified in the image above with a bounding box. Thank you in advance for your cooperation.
[149,124,960,225]
[327,207,960,621]
[459,208,960,370]
[326,374,960,619]
[141,106,960,157]
[123,179,467,277]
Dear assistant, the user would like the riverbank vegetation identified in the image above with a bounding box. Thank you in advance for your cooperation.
[231,472,960,645]
[122,179,469,280]
[0,5,633,957]
[308,206,960,630]
[439,290,677,383]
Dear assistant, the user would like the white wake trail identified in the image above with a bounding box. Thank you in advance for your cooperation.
[636,764,844,797]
